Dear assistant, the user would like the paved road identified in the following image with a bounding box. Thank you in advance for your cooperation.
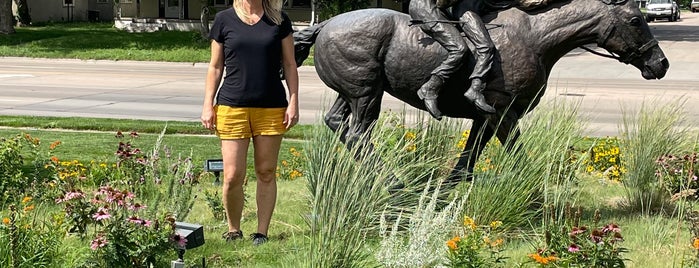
[1,12,698,136]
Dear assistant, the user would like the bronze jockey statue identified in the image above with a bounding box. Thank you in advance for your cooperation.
[410,0,548,120]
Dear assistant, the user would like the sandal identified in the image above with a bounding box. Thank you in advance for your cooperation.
[251,232,268,246]
[222,230,244,242]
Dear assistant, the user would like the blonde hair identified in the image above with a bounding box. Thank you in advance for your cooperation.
[233,0,283,25]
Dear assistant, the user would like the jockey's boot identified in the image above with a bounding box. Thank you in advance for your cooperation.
[464,78,496,114]
[417,75,443,120]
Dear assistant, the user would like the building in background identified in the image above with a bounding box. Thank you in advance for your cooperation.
[14,0,404,26]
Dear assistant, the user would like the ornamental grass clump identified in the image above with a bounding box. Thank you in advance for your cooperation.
[620,101,692,214]
[304,112,460,267]
[465,100,587,229]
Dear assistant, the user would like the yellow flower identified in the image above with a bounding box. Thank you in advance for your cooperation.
[22,196,32,203]
[586,165,595,173]
[99,163,107,168]
[406,143,416,152]
[290,170,303,179]
[693,237,699,250]
[490,220,502,229]
[290,147,301,157]
[464,216,476,230]
[2,218,9,225]
[404,131,416,141]
[281,160,289,167]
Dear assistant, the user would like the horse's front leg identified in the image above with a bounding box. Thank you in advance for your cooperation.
[345,91,383,155]
[447,117,495,184]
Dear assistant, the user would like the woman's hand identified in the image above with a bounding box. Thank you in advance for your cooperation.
[201,106,216,130]
[284,104,299,129]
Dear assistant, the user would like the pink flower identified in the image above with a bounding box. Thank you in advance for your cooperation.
[92,207,111,221]
[569,226,587,237]
[171,233,188,248]
[128,203,147,212]
[603,223,621,233]
[126,216,152,227]
[568,243,580,253]
[91,235,108,250]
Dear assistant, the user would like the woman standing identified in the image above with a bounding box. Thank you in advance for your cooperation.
[200,0,299,246]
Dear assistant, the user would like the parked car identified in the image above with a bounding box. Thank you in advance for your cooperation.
[692,0,699,12]
[645,0,681,22]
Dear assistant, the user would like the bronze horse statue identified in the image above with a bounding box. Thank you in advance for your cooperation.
[293,0,669,183]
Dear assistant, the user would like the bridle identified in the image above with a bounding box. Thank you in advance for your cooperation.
[578,0,659,64]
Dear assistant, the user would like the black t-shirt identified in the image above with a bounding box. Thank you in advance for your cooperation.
[209,8,293,108]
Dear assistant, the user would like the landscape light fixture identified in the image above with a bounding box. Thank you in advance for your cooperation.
[171,221,206,268]
[204,159,224,185]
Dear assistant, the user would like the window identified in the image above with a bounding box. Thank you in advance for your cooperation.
[63,0,74,6]
[208,0,228,6]
[97,0,109,3]
[291,0,310,7]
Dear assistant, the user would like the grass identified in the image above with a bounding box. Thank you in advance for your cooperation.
[0,115,312,140]
[1,103,698,267]
[0,22,316,65]
[0,23,211,63]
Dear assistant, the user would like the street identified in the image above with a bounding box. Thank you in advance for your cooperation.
[1,12,698,136]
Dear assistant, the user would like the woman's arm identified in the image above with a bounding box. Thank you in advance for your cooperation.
[280,33,299,129]
[201,40,224,130]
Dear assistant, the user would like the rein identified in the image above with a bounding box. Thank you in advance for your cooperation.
[578,0,659,64]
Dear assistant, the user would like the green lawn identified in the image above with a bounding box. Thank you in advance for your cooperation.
[0,22,315,65]
[0,22,210,63]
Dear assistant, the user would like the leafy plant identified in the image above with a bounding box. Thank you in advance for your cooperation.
[529,206,628,267]
[277,147,305,181]
[583,137,626,182]
[656,153,698,200]
[0,203,62,267]
[204,190,225,220]
[445,216,507,268]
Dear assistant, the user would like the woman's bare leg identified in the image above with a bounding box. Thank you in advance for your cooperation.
[252,135,283,235]
[221,139,250,233]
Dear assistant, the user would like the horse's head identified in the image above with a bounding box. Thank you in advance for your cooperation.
[594,0,669,79]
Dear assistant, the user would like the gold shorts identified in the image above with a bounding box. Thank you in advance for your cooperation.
[214,105,287,140]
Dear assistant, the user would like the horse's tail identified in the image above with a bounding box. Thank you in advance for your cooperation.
[293,20,329,67]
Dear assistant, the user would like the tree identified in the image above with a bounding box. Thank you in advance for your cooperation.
[0,0,15,34]
[13,0,30,26]
[314,0,371,20]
